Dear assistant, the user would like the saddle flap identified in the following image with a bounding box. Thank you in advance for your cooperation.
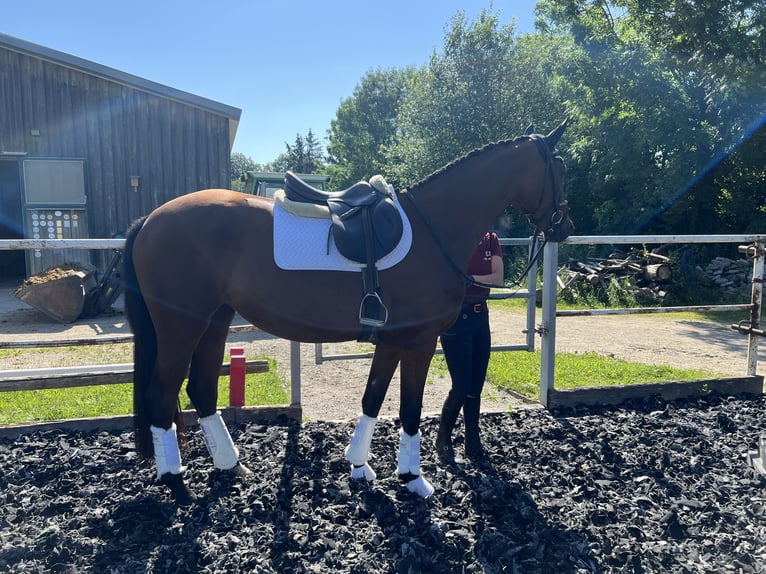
[330,196,403,263]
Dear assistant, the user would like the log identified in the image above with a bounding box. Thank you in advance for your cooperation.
[647,252,672,262]
[643,263,672,282]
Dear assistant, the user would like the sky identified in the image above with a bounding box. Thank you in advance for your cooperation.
[2,0,539,165]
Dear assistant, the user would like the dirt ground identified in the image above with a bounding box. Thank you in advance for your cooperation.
[2,396,765,573]
[0,280,761,421]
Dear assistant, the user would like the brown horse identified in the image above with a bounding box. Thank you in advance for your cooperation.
[123,121,573,503]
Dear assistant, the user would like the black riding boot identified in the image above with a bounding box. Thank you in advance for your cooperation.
[463,395,486,462]
[436,391,463,465]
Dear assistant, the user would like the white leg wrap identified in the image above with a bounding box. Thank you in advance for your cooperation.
[397,429,434,497]
[397,429,423,476]
[345,414,378,466]
[350,462,377,481]
[150,423,184,479]
[199,411,239,470]
[405,474,435,498]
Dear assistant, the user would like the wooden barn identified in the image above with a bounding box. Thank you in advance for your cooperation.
[0,32,241,278]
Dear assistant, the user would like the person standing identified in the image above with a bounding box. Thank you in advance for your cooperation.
[436,231,504,464]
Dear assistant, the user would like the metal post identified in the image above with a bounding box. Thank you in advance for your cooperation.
[228,347,246,407]
[290,341,302,406]
[526,237,538,352]
[539,241,559,407]
[747,241,764,376]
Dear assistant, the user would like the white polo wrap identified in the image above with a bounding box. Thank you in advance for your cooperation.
[150,423,184,478]
[345,414,378,466]
[397,429,434,497]
[397,429,423,476]
[199,411,239,470]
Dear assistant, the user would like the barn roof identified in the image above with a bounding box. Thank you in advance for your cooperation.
[0,32,241,147]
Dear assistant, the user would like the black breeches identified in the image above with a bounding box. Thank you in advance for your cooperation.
[439,309,491,400]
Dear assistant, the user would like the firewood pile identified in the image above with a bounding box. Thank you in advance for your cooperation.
[560,248,673,303]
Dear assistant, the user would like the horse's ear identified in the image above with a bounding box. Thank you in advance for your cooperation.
[545,118,568,148]
[524,123,535,136]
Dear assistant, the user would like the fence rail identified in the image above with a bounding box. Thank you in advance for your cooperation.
[0,359,269,392]
[2,235,765,412]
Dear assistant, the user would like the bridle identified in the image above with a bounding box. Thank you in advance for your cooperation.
[403,135,568,290]
[524,135,568,241]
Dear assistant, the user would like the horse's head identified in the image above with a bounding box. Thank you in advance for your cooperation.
[523,120,574,243]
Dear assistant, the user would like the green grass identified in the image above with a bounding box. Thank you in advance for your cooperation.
[486,350,721,399]
[489,293,749,319]
[0,358,288,425]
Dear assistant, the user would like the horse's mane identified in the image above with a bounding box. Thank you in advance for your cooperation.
[406,135,530,193]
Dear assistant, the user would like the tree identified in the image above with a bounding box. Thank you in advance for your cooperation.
[282,129,325,174]
[535,0,766,233]
[326,67,416,188]
[385,9,526,187]
[230,152,262,191]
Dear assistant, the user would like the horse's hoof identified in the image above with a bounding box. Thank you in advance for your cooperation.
[229,462,253,478]
[159,472,197,506]
[403,474,434,498]
[437,443,458,466]
[350,462,376,481]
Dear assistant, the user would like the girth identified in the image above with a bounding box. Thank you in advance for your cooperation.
[283,172,404,337]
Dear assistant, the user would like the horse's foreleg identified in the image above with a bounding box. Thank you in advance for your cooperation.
[396,339,438,498]
[345,344,401,482]
[187,306,250,477]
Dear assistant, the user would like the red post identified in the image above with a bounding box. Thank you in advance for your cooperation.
[229,347,246,407]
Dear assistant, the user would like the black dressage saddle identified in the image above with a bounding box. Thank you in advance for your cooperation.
[283,172,404,333]
[284,171,402,263]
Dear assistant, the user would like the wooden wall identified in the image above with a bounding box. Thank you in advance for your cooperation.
[0,46,233,238]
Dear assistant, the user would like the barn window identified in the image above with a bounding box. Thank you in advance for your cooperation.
[23,159,86,205]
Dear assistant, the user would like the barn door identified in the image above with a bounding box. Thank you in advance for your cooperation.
[0,159,25,279]
[22,159,90,276]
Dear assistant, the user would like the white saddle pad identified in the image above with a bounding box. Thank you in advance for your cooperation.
[273,196,412,272]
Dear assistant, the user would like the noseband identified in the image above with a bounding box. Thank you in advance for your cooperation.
[525,135,568,239]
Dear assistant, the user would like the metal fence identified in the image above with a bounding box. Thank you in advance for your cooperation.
[538,235,765,406]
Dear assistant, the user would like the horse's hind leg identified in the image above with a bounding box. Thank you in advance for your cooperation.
[186,305,250,477]
[186,305,236,416]
[145,329,201,504]
[345,343,401,481]
[146,305,237,503]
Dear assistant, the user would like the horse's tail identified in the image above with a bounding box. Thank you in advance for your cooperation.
[123,216,186,459]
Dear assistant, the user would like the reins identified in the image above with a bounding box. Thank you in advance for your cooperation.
[402,133,564,293]
[403,190,547,292]
[403,190,477,286]
[479,233,546,290]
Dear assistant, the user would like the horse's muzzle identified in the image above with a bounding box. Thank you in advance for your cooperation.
[544,209,575,243]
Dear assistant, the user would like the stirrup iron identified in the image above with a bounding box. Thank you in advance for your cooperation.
[359,292,388,327]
